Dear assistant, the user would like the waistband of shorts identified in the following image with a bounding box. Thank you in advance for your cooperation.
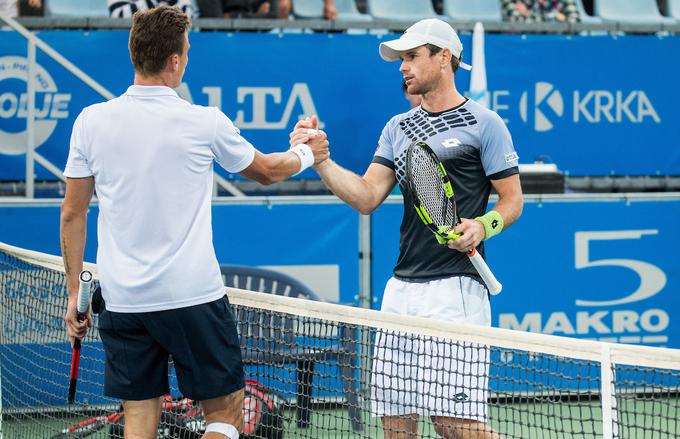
[393,272,484,286]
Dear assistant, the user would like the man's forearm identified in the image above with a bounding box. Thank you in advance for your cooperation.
[314,160,378,215]
[239,148,316,185]
[491,191,523,230]
[60,211,87,297]
[261,151,307,184]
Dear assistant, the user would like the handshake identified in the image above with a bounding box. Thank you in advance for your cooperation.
[288,115,330,169]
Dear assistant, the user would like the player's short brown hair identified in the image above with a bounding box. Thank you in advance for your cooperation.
[129,6,190,76]
[426,44,461,74]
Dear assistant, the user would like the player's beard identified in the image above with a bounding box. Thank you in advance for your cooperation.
[407,74,437,97]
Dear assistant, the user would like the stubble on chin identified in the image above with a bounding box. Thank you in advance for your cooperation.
[409,83,431,96]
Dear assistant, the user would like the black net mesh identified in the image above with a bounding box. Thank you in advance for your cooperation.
[1,244,679,438]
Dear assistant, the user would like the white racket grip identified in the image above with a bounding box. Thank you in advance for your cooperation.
[77,271,93,315]
[467,248,502,295]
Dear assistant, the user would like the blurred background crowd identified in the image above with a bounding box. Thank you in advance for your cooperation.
[1,0,676,24]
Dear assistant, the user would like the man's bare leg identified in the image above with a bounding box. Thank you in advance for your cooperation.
[383,414,420,439]
[122,397,162,439]
[201,388,245,439]
[431,416,501,439]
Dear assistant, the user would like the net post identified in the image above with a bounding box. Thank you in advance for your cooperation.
[600,343,615,439]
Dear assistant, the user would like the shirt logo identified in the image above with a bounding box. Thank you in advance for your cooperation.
[453,392,469,402]
[442,138,462,148]
[505,152,519,164]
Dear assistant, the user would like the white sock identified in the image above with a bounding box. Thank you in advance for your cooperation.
[204,422,239,439]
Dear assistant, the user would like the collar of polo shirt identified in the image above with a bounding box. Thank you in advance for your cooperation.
[125,85,179,97]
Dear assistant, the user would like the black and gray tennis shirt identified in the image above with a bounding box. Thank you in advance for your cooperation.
[373,98,519,284]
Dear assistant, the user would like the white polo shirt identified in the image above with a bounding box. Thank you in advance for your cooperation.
[64,85,255,313]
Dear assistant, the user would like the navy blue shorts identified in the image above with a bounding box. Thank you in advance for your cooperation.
[98,295,245,401]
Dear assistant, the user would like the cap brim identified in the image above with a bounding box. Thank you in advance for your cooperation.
[379,37,427,61]
[380,36,473,71]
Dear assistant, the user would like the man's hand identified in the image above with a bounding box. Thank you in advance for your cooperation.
[64,297,91,346]
[308,130,330,165]
[324,0,337,20]
[289,116,315,145]
[447,218,485,252]
[289,115,329,165]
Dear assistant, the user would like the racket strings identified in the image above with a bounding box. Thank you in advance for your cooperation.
[408,146,457,229]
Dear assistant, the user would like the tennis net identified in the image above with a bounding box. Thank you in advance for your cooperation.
[1,242,678,438]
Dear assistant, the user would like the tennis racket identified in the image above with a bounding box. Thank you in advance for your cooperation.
[50,411,123,438]
[405,140,502,295]
[67,270,93,403]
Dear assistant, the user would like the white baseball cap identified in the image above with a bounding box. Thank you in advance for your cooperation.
[379,18,471,71]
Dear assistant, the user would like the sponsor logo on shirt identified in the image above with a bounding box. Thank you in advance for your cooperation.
[442,138,462,148]
[453,392,469,402]
[505,152,519,164]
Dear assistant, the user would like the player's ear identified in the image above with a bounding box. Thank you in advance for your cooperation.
[168,53,180,72]
[441,49,452,69]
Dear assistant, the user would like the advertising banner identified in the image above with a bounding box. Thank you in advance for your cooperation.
[1,32,679,180]
[372,198,680,349]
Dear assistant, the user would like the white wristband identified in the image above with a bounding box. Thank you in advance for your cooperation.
[205,422,239,438]
[291,143,314,176]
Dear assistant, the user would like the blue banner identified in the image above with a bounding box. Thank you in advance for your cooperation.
[372,197,680,349]
[1,197,679,408]
[0,201,359,408]
[2,197,677,348]
[0,201,359,303]
[1,31,679,179]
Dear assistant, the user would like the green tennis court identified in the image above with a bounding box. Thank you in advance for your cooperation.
[3,398,679,438]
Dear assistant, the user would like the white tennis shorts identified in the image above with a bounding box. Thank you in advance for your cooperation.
[370,276,491,421]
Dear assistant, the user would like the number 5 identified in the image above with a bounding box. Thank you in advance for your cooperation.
[574,230,666,306]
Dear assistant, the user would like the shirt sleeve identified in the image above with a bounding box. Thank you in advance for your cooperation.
[480,111,519,180]
[211,108,256,173]
[371,119,395,170]
[63,111,94,178]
